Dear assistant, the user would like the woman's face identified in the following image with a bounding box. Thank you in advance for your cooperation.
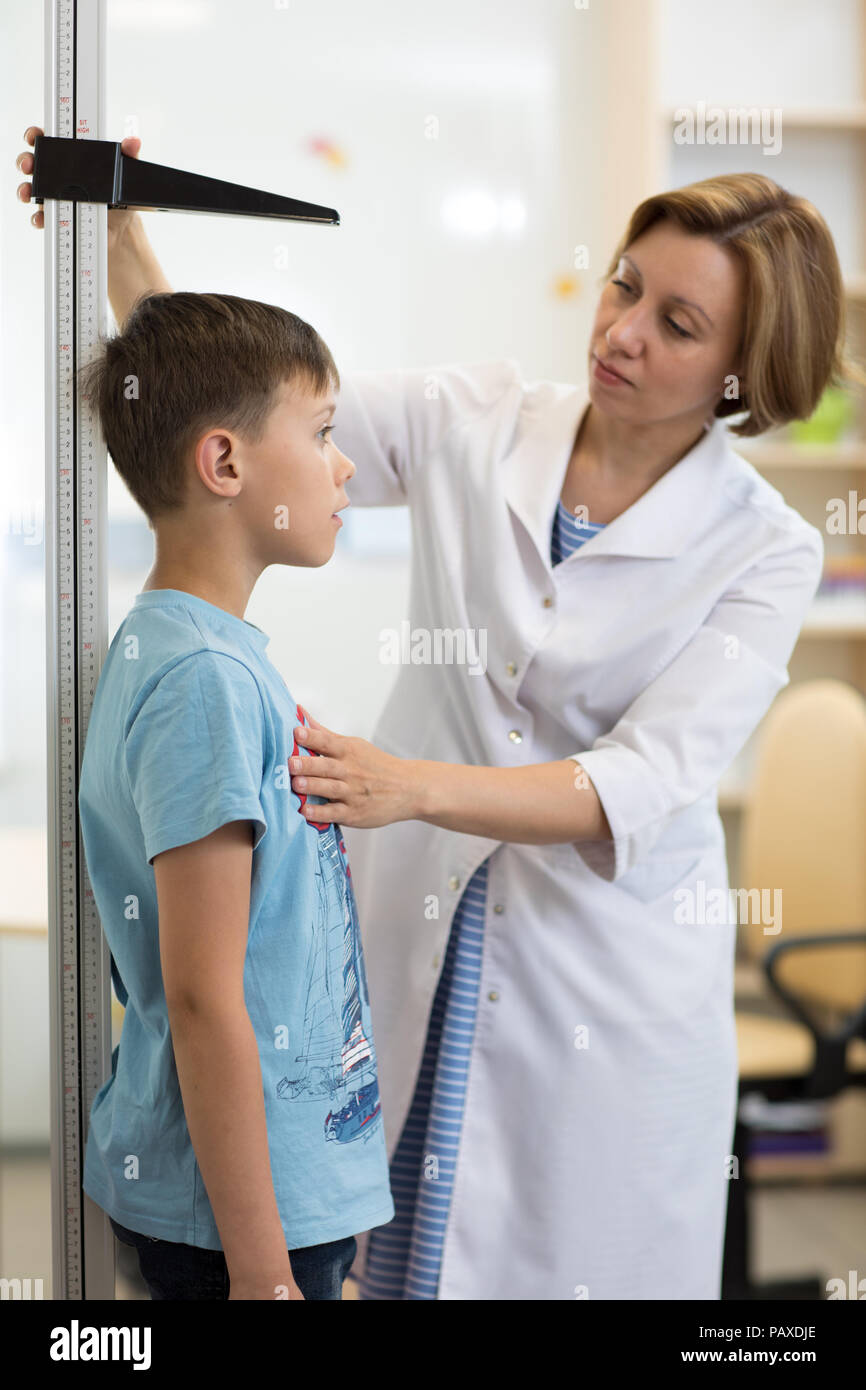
[588,220,745,430]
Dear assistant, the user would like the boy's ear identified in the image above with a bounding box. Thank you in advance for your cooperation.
[194,429,242,500]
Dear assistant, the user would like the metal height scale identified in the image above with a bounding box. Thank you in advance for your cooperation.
[36,0,340,1298]
[43,0,112,1302]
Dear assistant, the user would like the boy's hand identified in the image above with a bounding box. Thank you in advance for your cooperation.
[229,1271,306,1301]
[290,715,425,829]
[16,124,146,248]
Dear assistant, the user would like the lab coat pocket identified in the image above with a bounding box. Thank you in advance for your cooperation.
[613,851,704,906]
[547,840,704,904]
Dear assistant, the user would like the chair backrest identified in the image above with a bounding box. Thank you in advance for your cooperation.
[739,678,866,1013]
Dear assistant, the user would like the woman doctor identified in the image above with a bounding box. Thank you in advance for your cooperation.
[17,138,851,1299]
[289,174,851,1303]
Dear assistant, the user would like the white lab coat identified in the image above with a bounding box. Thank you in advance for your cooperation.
[331,359,824,1299]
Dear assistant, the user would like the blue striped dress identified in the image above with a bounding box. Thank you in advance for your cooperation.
[358,499,606,1299]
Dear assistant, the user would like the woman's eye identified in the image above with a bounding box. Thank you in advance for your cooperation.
[614,276,695,339]
[318,424,335,441]
[613,279,692,339]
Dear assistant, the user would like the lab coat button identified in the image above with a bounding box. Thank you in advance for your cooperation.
[432,954,441,968]
[488,990,500,1002]
[508,729,522,743]
[505,661,518,676]
[493,903,504,914]
[542,596,554,608]
[448,875,461,891]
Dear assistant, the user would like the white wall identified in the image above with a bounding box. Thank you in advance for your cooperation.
[1,0,625,1143]
[8,0,854,1143]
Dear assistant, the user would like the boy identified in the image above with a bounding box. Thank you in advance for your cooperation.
[77,290,394,1300]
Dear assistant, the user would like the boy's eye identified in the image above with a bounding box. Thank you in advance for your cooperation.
[318,424,335,441]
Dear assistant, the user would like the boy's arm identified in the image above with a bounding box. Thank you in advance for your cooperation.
[154,818,302,1301]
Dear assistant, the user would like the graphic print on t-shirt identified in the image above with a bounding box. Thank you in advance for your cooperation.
[276,703,381,1145]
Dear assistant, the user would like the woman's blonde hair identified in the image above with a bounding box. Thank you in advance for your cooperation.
[603,172,866,437]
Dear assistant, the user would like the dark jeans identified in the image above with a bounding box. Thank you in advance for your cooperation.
[110,1216,356,1301]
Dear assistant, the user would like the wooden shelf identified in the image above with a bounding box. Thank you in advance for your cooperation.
[802,604,866,636]
[663,10,866,800]
[668,104,866,130]
[801,623,866,637]
[739,441,866,469]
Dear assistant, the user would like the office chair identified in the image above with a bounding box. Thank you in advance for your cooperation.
[722,678,866,1299]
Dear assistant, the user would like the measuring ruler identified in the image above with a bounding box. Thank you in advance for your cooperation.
[44,0,114,1301]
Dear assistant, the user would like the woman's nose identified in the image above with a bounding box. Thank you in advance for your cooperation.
[606,313,640,351]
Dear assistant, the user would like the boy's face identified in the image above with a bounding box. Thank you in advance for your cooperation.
[234,377,355,568]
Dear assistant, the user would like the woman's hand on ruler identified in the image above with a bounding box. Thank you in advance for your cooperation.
[16,124,146,249]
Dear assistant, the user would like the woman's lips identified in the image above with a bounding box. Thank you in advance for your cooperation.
[593,353,632,386]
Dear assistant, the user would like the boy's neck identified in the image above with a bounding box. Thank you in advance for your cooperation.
[141,567,255,624]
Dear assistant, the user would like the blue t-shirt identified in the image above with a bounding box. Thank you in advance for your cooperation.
[78,588,395,1250]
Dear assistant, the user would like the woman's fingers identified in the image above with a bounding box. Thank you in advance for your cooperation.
[296,776,348,801]
[17,125,44,227]
[17,125,42,177]
[302,802,341,824]
[17,186,43,228]
[290,755,343,778]
[294,724,329,751]
[296,715,334,742]
[16,126,145,228]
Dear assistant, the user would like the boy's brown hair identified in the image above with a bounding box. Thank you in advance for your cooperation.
[77,291,340,523]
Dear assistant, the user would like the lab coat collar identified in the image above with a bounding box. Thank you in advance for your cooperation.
[501,377,733,562]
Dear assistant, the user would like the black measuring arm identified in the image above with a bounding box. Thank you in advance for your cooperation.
[30,134,340,224]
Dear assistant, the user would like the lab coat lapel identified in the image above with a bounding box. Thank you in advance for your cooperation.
[501,378,730,564]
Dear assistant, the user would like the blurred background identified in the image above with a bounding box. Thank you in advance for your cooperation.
[2,0,866,1300]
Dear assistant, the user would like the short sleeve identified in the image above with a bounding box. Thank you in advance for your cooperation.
[124,651,268,864]
[335,360,522,505]
[568,521,824,883]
